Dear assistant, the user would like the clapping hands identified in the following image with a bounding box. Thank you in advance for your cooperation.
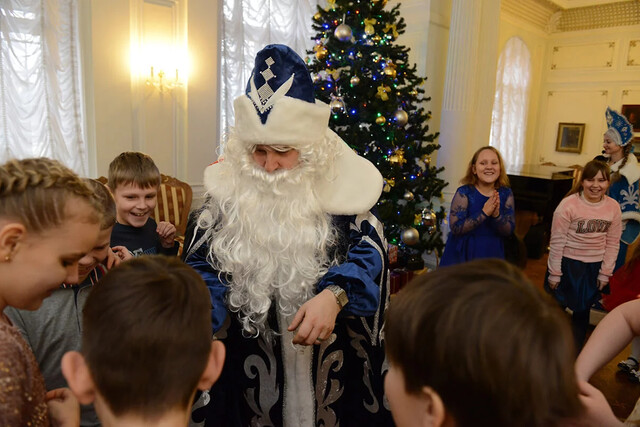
[482,190,500,218]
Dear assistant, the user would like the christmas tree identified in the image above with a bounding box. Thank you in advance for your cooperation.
[307,0,447,266]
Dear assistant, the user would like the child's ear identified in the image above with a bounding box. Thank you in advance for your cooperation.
[0,222,26,261]
[422,386,446,427]
[197,340,226,391]
[61,351,97,405]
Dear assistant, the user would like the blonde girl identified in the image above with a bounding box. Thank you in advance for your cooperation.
[440,146,515,266]
[0,158,101,426]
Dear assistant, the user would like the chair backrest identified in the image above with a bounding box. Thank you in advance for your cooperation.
[96,174,193,236]
[155,174,193,236]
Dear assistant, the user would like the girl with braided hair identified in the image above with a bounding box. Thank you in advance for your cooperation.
[0,158,101,426]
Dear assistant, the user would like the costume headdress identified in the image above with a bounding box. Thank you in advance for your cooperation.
[204,44,382,215]
[605,107,633,147]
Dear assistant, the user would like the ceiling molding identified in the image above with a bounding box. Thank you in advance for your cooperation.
[501,0,640,33]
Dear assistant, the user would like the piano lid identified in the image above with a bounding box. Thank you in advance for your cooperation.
[507,164,574,180]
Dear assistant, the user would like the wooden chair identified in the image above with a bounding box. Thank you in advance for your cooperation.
[96,174,193,237]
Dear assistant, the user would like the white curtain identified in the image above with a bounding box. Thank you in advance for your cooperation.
[221,0,321,138]
[0,0,87,174]
[489,37,531,168]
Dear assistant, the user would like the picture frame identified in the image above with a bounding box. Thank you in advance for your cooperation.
[621,104,640,132]
[555,123,585,154]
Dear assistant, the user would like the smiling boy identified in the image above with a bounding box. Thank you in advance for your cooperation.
[108,152,179,256]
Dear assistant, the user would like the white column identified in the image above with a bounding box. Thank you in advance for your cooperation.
[437,0,501,202]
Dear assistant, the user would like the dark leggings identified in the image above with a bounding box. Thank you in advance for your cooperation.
[571,309,590,352]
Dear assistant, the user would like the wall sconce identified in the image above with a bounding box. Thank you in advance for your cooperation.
[146,66,183,93]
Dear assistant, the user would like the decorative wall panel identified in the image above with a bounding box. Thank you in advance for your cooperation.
[550,41,615,70]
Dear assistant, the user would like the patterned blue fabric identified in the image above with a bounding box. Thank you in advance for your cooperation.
[440,185,515,266]
[609,170,640,270]
[184,211,392,426]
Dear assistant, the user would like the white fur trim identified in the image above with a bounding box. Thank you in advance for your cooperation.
[615,153,640,184]
[203,132,383,216]
[279,311,315,427]
[314,130,383,215]
[234,95,330,147]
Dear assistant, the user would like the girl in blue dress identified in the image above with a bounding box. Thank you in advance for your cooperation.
[440,146,515,266]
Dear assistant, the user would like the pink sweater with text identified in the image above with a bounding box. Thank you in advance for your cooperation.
[547,193,622,284]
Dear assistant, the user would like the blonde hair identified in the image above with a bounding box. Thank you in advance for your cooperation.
[0,158,101,232]
[107,152,161,190]
[85,179,116,230]
[460,146,510,188]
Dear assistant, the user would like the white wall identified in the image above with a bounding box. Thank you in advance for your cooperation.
[82,0,220,202]
[498,14,640,167]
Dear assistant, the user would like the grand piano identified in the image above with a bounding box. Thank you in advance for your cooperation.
[507,164,575,258]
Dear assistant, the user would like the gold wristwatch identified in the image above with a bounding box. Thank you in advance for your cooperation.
[325,285,349,310]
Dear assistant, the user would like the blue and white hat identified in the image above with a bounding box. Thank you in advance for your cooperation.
[605,107,634,147]
[205,44,382,215]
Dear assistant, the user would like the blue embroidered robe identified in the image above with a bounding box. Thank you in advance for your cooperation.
[184,210,393,427]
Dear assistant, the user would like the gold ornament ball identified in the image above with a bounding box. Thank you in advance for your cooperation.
[313,12,322,20]
[350,75,360,86]
[403,190,414,201]
[364,24,375,35]
[401,227,420,245]
[315,46,328,60]
[409,89,418,97]
[383,67,397,78]
[330,98,345,112]
[372,35,382,43]
[375,116,386,125]
[422,209,436,227]
[334,23,353,42]
[394,109,408,126]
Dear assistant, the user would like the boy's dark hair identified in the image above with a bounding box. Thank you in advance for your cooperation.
[82,255,212,417]
[107,151,161,190]
[385,259,582,427]
[85,178,116,230]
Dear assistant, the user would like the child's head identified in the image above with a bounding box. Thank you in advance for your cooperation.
[385,259,581,427]
[76,179,117,283]
[567,160,610,202]
[0,158,101,310]
[460,146,510,188]
[108,152,160,228]
[62,255,225,422]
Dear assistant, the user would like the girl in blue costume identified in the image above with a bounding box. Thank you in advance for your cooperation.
[440,146,515,266]
[598,107,640,377]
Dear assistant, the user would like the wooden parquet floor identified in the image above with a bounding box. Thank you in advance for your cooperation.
[522,252,640,419]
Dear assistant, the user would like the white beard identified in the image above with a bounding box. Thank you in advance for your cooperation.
[199,140,337,337]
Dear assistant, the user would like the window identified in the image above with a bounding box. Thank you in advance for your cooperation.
[220,0,320,139]
[489,37,531,168]
[0,1,87,174]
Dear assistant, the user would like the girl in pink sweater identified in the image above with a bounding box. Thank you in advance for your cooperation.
[545,160,622,351]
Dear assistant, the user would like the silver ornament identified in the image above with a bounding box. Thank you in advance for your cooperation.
[403,190,414,201]
[334,23,353,42]
[350,75,360,86]
[330,97,345,112]
[401,227,420,245]
[394,109,408,126]
[427,225,436,235]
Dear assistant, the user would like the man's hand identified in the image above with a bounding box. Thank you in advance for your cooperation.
[157,221,177,248]
[288,289,341,346]
[46,388,80,427]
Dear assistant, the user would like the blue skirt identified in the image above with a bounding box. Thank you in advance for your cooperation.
[544,257,602,312]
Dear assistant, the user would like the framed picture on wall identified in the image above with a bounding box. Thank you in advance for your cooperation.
[555,123,585,153]
[621,104,640,132]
